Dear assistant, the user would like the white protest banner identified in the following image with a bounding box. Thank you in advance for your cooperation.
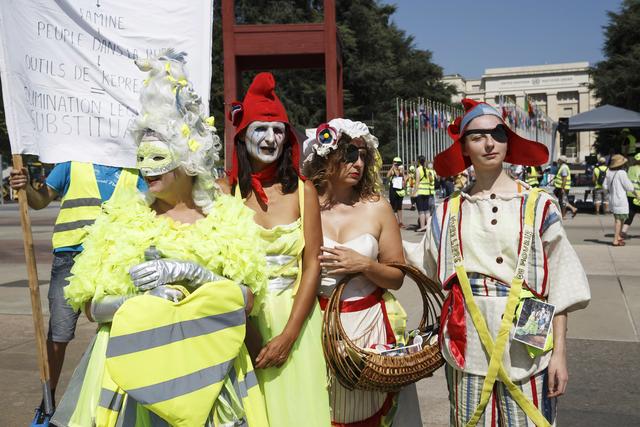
[0,1,214,167]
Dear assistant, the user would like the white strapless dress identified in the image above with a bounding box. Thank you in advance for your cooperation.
[320,234,422,426]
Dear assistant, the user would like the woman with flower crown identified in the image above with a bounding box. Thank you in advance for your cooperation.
[303,118,422,426]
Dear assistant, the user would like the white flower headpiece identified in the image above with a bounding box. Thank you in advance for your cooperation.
[302,118,379,164]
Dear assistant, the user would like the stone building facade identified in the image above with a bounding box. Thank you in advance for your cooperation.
[442,62,597,162]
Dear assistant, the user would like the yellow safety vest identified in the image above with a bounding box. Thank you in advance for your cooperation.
[417,166,435,196]
[627,134,637,155]
[553,163,571,190]
[104,281,268,427]
[525,167,539,187]
[52,162,139,249]
[627,165,640,201]
[593,165,608,190]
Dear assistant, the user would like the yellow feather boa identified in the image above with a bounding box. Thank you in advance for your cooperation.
[64,191,267,311]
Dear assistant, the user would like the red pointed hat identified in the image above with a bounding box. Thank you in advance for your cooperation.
[433,98,549,177]
[227,72,301,183]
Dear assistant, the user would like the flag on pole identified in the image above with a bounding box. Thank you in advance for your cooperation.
[404,101,409,124]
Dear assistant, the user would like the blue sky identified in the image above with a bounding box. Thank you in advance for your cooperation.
[384,0,622,78]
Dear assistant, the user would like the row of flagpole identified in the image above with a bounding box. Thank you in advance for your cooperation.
[395,96,556,167]
[395,97,463,166]
[498,94,555,149]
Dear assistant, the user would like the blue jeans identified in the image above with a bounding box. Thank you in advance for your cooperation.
[47,252,81,343]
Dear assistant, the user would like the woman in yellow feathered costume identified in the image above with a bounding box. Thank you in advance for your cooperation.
[52,51,270,427]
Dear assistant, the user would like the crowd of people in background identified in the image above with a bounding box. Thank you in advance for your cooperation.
[385,127,640,248]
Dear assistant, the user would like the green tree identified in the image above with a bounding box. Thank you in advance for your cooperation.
[592,0,640,111]
[211,0,454,161]
[592,0,640,153]
[0,1,454,163]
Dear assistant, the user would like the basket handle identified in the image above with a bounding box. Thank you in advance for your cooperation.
[330,262,444,342]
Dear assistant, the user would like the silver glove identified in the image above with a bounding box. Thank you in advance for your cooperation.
[89,295,133,323]
[147,285,185,303]
[129,259,223,291]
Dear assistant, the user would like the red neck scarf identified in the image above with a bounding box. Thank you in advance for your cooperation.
[228,145,280,205]
[249,162,278,205]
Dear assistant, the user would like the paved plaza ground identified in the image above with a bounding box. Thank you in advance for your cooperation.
[1,200,639,426]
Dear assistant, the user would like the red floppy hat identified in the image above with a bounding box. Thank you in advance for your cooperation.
[227,72,301,183]
[433,98,549,177]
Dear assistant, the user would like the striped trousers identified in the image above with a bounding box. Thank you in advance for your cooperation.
[446,365,557,427]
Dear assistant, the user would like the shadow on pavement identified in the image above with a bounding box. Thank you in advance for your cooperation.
[582,238,613,246]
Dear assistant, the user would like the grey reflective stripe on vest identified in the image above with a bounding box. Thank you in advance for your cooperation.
[128,358,234,405]
[265,254,294,266]
[60,197,102,209]
[99,388,125,411]
[53,219,96,233]
[114,396,171,427]
[267,276,296,291]
[229,367,259,399]
[106,308,246,358]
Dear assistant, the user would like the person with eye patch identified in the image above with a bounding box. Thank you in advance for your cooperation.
[406,99,590,426]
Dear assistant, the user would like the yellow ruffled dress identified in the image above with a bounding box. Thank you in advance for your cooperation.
[249,183,332,426]
[52,191,270,427]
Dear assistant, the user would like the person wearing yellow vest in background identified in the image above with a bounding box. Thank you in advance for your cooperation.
[408,164,417,210]
[621,128,637,156]
[525,165,541,188]
[414,155,436,232]
[9,161,145,410]
[622,153,640,239]
[52,52,269,427]
[553,155,578,218]
[426,161,437,213]
[592,157,609,215]
[405,99,590,427]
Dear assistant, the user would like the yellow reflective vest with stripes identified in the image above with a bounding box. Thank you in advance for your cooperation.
[52,162,139,249]
[553,163,571,190]
[525,166,540,187]
[98,281,269,427]
[417,166,436,196]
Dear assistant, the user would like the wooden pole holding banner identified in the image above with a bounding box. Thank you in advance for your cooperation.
[11,154,53,416]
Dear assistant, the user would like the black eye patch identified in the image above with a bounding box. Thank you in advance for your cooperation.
[462,124,508,143]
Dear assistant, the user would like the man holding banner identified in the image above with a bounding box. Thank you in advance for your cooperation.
[9,161,146,407]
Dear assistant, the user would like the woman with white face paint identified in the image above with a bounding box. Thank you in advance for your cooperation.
[220,72,331,426]
[406,99,590,426]
[53,52,270,427]
[303,119,423,426]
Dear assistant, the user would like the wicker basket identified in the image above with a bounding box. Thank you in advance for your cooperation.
[322,262,445,392]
